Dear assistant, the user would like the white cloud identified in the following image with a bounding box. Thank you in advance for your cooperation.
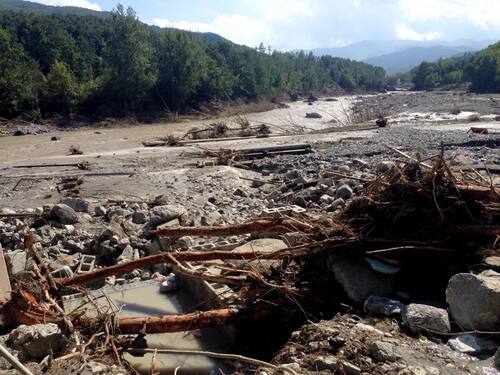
[398,0,500,29]
[252,0,314,22]
[395,24,440,41]
[30,0,101,11]
[150,15,273,47]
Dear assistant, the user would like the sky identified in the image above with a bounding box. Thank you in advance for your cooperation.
[29,0,500,49]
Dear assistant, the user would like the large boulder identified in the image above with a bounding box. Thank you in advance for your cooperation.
[61,197,90,213]
[446,271,500,331]
[327,255,397,303]
[402,304,451,334]
[50,204,78,224]
[9,323,65,359]
[149,205,187,227]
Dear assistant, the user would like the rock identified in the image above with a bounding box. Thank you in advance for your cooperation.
[149,205,187,227]
[4,250,27,275]
[233,188,248,197]
[14,129,26,136]
[335,184,353,199]
[375,161,395,174]
[305,112,322,119]
[446,271,500,331]
[106,207,132,220]
[201,211,223,226]
[448,334,498,355]
[371,341,401,362]
[132,211,148,224]
[117,245,138,263]
[94,206,107,217]
[338,165,351,173]
[0,208,16,215]
[364,295,405,317]
[50,204,78,224]
[9,323,65,359]
[402,304,450,334]
[61,197,90,213]
[160,273,178,293]
[320,194,334,204]
[313,355,360,374]
[326,198,345,211]
[327,255,397,303]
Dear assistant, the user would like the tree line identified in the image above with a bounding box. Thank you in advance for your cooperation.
[0,5,386,119]
[410,42,500,92]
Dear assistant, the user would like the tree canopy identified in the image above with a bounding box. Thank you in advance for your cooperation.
[0,6,387,118]
[410,42,500,92]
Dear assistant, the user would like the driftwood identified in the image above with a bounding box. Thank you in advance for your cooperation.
[57,238,351,287]
[153,218,314,237]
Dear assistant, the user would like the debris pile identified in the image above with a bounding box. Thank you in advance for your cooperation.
[0,152,499,374]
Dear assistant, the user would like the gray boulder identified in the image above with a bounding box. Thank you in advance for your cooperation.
[61,197,90,213]
[371,341,401,362]
[94,206,107,217]
[446,271,500,331]
[132,211,148,224]
[364,295,405,317]
[9,323,65,359]
[327,255,397,303]
[4,250,27,275]
[335,184,353,199]
[448,334,498,355]
[50,204,78,224]
[149,205,187,227]
[402,304,451,334]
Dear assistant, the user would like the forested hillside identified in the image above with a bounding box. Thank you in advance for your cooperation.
[411,42,500,92]
[0,5,385,119]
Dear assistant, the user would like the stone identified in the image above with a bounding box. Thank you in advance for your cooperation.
[320,194,334,204]
[201,211,222,226]
[9,323,65,359]
[4,250,27,275]
[327,198,345,211]
[402,304,451,334]
[446,271,500,331]
[448,334,498,355]
[94,206,107,217]
[149,205,187,227]
[364,295,405,317]
[0,208,16,215]
[106,207,132,220]
[305,112,322,119]
[375,161,395,174]
[371,341,401,362]
[335,184,353,199]
[117,245,138,263]
[50,204,78,224]
[132,211,148,224]
[327,254,397,303]
[61,197,90,213]
[233,188,248,197]
[160,273,178,293]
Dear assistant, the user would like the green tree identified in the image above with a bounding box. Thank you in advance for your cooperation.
[156,31,209,110]
[103,4,156,110]
[0,28,41,116]
[43,60,81,114]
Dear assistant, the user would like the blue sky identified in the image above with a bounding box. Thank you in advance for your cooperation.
[30,0,500,49]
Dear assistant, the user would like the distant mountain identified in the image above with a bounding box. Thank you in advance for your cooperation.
[363,45,480,75]
[0,0,108,17]
[310,39,495,62]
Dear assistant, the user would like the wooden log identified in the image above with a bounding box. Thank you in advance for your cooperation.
[57,238,350,287]
[115,308,265,334]
[153,218,314,237]
[457,184,500,202]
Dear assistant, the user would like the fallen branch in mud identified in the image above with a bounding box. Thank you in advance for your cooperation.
[57,237,353,287]
[115,307,270,334]
[152,217,314,237]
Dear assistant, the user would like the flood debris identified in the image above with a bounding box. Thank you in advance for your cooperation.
[0,147,499,374]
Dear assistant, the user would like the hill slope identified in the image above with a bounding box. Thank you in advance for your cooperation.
[364,45,480,75]
[411,42,500,92]
[0,0,108,17]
